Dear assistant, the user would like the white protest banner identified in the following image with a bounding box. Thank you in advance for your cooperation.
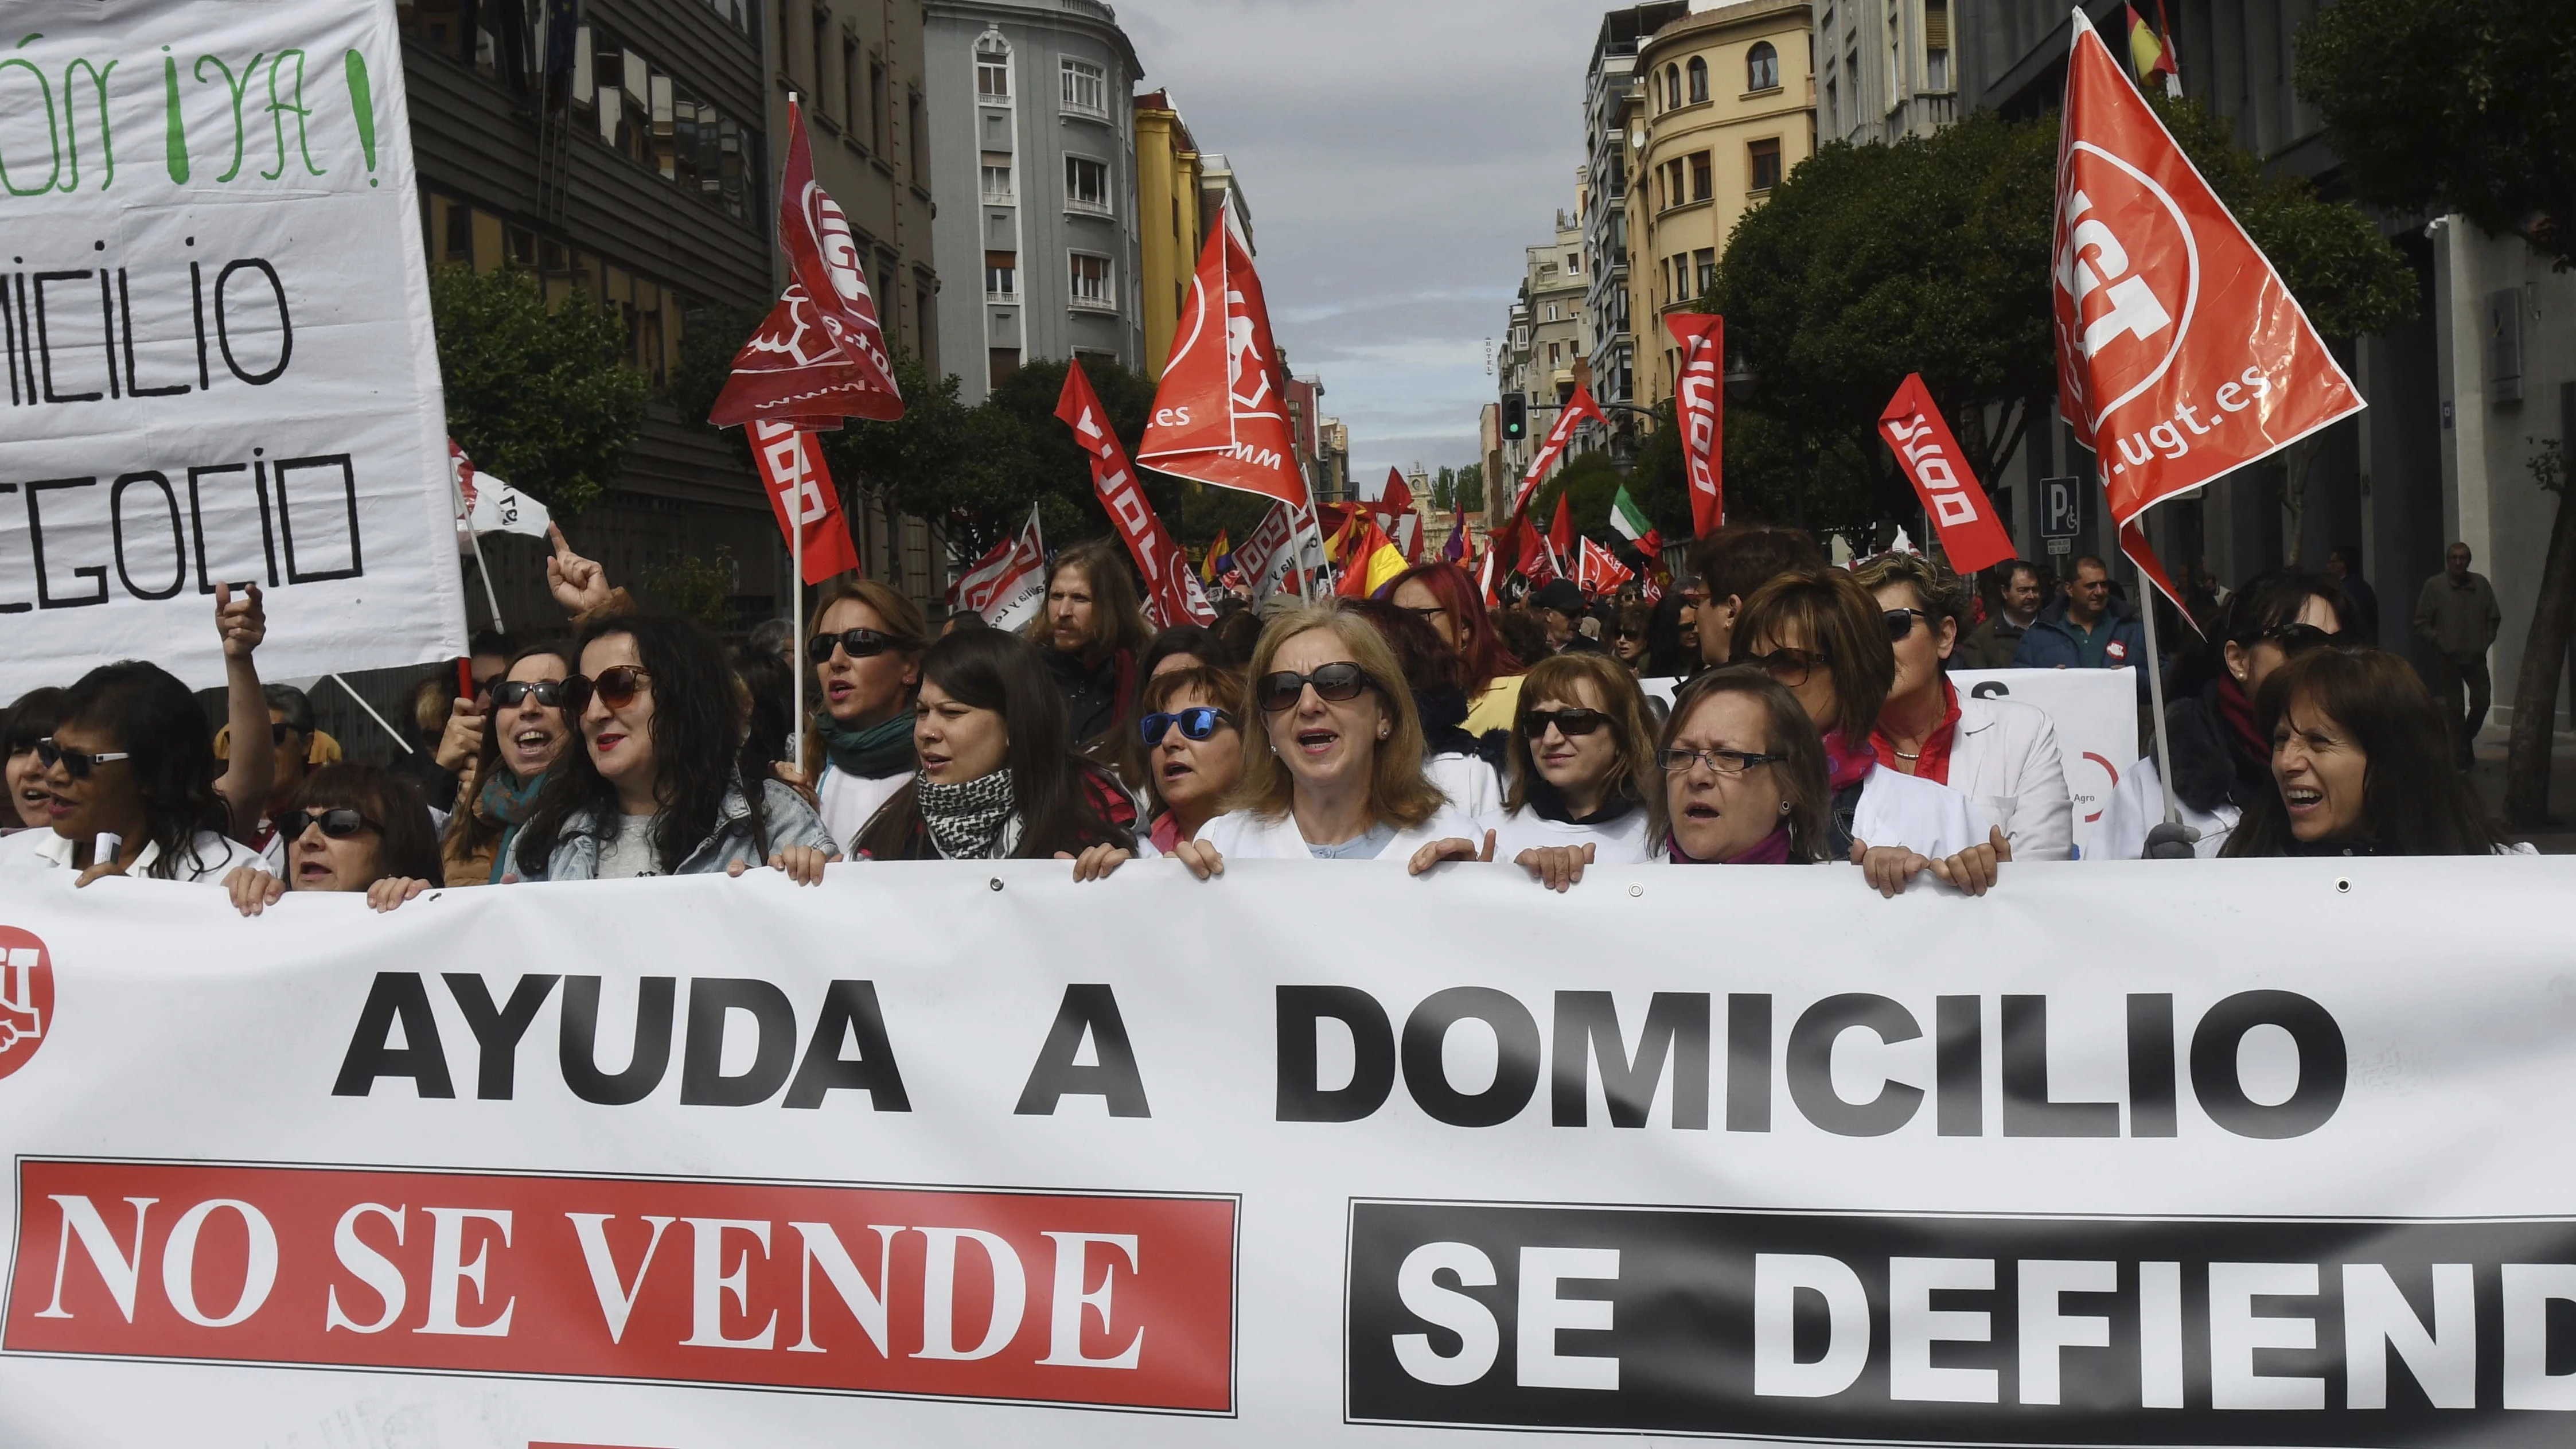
[0,0,467,696]
[3,858,2575,1445]
[1951,667,2141,854]
[1645,667,2141,854]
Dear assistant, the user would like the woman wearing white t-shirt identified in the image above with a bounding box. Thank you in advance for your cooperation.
[6,661,267,886]
[798,579,930,852]
[1480,653,1659,885]
[1171,606,1481,872]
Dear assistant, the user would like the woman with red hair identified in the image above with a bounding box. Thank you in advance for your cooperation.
[1388,562,1525,738]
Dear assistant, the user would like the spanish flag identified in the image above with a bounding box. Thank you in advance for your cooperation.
[1334,515,1409,600]
[2125,2,2178,91]
[1200,528,1232,585]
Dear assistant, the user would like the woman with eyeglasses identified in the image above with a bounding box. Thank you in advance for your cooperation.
[1388,562,1526,738]
[223,764,448,914]
[1731,569,2009,897]
[1171,605,1480,874]
[1852,552,2074,862]
[1479,654,1661,884]
[1135,665,1246,851]
[1654,668,1835,864]
[509,615,837,883]
[2093,569,2349,860]
[852,629,1140,864]
[2220,647,2523,858]
[438,644,578,886]
[3,688,68,834]
[797,579,932,852]
[2,661,270,886]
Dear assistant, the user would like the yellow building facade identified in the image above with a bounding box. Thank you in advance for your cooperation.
[1133,89,1203,379]
[1627,0,1816,412]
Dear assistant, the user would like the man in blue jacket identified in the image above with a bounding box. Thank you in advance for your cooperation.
[2010,554,2149,705]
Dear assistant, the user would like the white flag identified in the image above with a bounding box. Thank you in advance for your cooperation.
[451,439,553,541]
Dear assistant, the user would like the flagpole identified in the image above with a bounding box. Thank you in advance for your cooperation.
[451,473,507,632]
[2117,481,2182,831]
[790,446,806,780]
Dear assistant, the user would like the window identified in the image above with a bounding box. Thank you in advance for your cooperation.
[980,155,1014,201]
[1749,137,1782,192]
[1694,248,1716,296]
[985,251,1016,297]
[1748,40,1779,92]
[1069,252,1114,309]
[1061,57,1108,116]
[869,59,886,151]
[975,34,1008,99]
[1567,252,1580,275]
[1546,302,1558,322]
[810,10,829,102]
[1664,63,1680,109]
[1687,56,1708,103]
[908,90,925,180]
[842,37,860,128]
[1065,155,1109,213]
[1690,151,1711,202]
[578,27,758,223]
[989,348,1020,389]
[1924,0,1951,89]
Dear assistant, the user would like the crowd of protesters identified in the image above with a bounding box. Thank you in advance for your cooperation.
[0,512,2530,917]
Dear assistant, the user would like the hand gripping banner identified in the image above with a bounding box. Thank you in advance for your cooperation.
[7,859,2576,1445]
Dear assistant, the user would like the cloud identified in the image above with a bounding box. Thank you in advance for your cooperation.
[1114,0,1602,474]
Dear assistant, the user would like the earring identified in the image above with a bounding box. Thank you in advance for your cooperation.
[1377,724,1390,739]
[1779,800,1791,814]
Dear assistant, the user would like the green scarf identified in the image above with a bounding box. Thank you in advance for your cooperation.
[822,711,916,780]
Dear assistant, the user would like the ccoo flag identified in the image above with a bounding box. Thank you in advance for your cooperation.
[1058,361,1217,629]
[2055,7,2360,566]
[1666,313,1725,537]
[1877,376,2016,576]
[1137,206,1309,510]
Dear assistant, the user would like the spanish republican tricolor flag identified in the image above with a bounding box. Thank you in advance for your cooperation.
[1200,528,1232,585]
[2125,2,2178,94]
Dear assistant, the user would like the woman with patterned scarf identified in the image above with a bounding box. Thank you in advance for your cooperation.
[440,642,577,886]
[851,629,1139,864]
[796,579,930,851]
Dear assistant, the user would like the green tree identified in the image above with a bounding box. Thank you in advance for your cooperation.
[1455,462,1485,513]
[2299,0,2576,825]
[430,266,652,516]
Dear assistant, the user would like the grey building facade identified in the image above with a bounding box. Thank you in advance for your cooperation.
[1581,3,1687,451]
[1815,0,1963,145]
[922,0,1147,404]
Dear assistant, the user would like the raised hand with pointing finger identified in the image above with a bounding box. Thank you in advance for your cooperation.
[544,522,627,621]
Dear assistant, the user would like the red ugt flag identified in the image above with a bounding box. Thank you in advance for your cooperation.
[1877,375,2016,576]
[1057,361,1216,629]
[1666,313,1725,537]
[2055,10,2360,548]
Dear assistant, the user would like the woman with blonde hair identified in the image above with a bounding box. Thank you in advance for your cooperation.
[1171,604,1480,871]
[799,577,931,850]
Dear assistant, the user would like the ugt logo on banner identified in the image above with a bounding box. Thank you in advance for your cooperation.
[0,928,53,1081]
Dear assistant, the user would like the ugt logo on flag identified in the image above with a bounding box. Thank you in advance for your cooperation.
[0,928,53,1081]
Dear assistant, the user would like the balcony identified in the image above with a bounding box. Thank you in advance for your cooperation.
[1068,293,1119,315]
[1064,196,1113,220]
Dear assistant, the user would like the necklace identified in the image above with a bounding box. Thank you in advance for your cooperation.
[1891,746,1922,760]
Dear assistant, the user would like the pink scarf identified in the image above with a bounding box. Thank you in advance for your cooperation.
[1669,823,1794,865]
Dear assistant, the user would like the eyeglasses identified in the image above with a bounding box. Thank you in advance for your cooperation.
[1257,663,1374,714]
[1660,746,1783,775]
[1141,706,1234,744]
[1883,607,1930,641]
[281,807,378,840]
[34,738,131,779]
[1743,648,1827,688]
[809,628,899,663]
[1524,707,1609,738]
[560,666,652,714]
[1399,604,1447,626]
[474,674,504,699]
[1617,628,1644,641]
[2258,622,2336,655]
[492,679,568,710]
[268,722,301,745]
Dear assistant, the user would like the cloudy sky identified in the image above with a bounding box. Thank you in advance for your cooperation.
[1116,0,1608,493]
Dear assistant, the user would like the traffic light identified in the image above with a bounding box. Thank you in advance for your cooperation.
[1501,394,1526,441]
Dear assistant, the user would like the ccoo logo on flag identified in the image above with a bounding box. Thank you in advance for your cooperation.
[0,926,53,1081]
[2055,141,2197,431]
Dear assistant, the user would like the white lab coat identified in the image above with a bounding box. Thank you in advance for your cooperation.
[1940,693,2074,862]
[2088,757,2235,860]
[1487,805,1658,864]
[1197,803,1488,861]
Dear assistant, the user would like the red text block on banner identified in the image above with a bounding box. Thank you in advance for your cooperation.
[5,1160,1237,1414]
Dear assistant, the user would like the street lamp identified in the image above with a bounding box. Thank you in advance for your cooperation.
[1725,359,1756,403]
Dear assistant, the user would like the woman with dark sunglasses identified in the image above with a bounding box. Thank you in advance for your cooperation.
[509,615,837,883]
[851,629,1139,864]
[1852,552,2073,862]
[438,644,579,885]
[797,579,930,851]
[1488,653,1661,872]
[3,688,67,834]
[2092,569,2349,860]
[223,764,446,914]
[1731,570,2009,897]
[2,661,269,886]
[1173,605,1479,874]
[1135,665,1246,851]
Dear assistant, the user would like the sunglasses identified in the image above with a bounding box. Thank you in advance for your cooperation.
[269,722,301,745]
[1883,607,1929,641]
[809,628,899,663]
[1257,663,1374,714]
[2258,622,2336,654]
[34,737,131,778]
[1660,746,1783,775]
[1524,706,1609,738]
[560,665,652,714]
[1743,648,1827,687]
[1140,706,1234,744]
[492,679,568,709]
[281,807,379,840]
